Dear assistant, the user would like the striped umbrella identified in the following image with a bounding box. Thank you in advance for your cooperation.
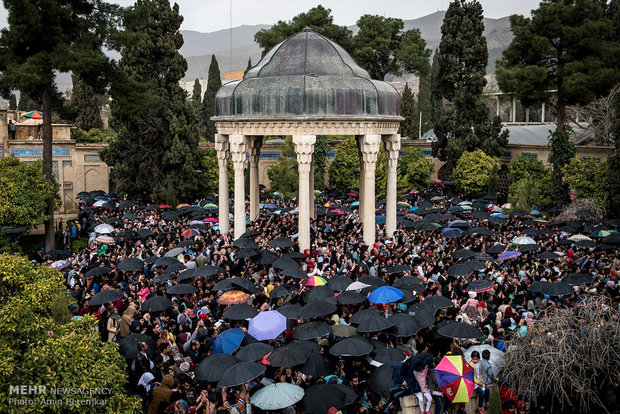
[435,355,475,403]
[217,290,251,305]
[303,276,327,287]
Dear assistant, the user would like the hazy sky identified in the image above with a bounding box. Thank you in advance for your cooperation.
[0,0,542,33]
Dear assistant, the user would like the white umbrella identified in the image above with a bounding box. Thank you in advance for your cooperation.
[567,234,592,241]
[346,281,372,291]
[251,383,304,410]
[95,235,115,244]
[513,236,536,245]
[464,344,505,377]
[94,224,115,234]
[93,200,106,207]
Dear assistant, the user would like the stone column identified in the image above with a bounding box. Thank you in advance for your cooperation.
[215,134,230,234]
[309,154,315,219]
[357,136,365,222]
[384,134,401,238]
[293,135,316,252]
[248,136,262,221]
[359,134,381,247]
[229,134,248,239]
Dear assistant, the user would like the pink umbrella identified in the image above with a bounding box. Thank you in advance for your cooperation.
[331,209,345,215]
[204,218,218,223]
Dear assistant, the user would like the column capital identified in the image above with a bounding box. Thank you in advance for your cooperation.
[293,135,316,165]
[229,134,248,165]
[383,134,401,154]
[358,134,381,165]
[215,134,230,159]
[247,136,263,162]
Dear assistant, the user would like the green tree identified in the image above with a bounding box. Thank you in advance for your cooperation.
[0,158,60,250]
[191,78,203,137]
[375,144,388,200]
[246,57,253,74]
[507,155,553,210]
[102,0,203,205]
[429,50,442,128]
[66,74,104,131]
[353,15,430,81]
[17,92,40,111]
[400,83,417,138]
[417,73,432,135]
[0,253,141,413]
[496,0,619,131]
[202,55,221,142]
[200,147,233,195]
[548,128,576,205]
[328,136,360,193]
[398,147,435,191]
[453,149,498,195]
[608,88,620,216]
[0,0,119,251]
[254,5,353,55]
[314,135,328,190]
[562,157,609,208]
[7,93,17,110]
[72,128,113,143]
[431,0,508,174]
[267,136,298,199]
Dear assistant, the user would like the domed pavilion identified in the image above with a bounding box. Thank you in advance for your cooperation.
[212,28,403,250]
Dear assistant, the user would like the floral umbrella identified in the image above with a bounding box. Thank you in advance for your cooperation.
[217,290,251,305]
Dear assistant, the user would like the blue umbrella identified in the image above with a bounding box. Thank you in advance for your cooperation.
[530,210,541,216]
[368,286,404,304]
[211,327,245,354]
[375,216,386,224]
[351,201,359,206]
[442,227,462,233]
[497,251,522,262]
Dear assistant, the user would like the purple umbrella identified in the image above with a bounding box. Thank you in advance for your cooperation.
[497,251,522,262]
[189,220,204,226]
[51,260,69,269]
[248,311,287,341]
[441,227,462,233]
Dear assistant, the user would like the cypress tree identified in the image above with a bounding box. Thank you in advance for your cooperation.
[548,128,575,205]
[417,73,432,135]
[67,74,103,131]
[246,58,253,75]
[202,55,221,142]
[17,93,41,111]
[102,0,203,204]
[431,0,508,174]
[8,94,17,110]
[191,78,203,136]
[399,83,417,139]
[429,50,442,129]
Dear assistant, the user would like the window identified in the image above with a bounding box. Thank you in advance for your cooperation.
[84,154,101,162]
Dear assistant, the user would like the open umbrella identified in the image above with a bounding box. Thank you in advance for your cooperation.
[330,337,374,357]
[269,237,294,248]
[294,322,331,340]
[303,275,327,286]
[438,322,483,339]
[371,347,406,365]
[389,313,421,337]
[303,384,356,414]
[212,328,245,354]
[195,354,239,382]
[387,264,413,274]
[85,266,112,278]
[497,251,521,261]
[236,342,274,362]
[94,223,115,234]
[563,273,594,285]
[22,110,43,119]
[368,286,404,304]
[447,263,473,277]
[251,383,305,411]
[304,285,334,303]
[423,295,453,309]
[336,290,366,305]
[223,303,259,320]
[265,345,308,367]
[218,362,265,387]
[300,352,330,377]
[166,284,198,295]
[218,290,251,305]
[118,333,154,358]
[465,280,494,293]
[299,300,337,319]
[369,363,394,394]
[537,251,561,260]
[248,311,287,341]
[117,257,144,272]
[89,289,123,306]
[269,284,297,299]
[141,296,172,312]
[435,355,475,403]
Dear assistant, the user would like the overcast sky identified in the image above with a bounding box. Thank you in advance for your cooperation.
[0,0,542,33]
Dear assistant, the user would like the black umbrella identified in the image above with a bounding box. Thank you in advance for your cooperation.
[576,240,598,249]
[438,322,483,339]
[393,276,425,291]
[328,276,353,291]
[230,277,260,294]
[162,211,180,221]
[330,337,374,357]
[575,209,594,218]
[117,257,144,272]
[153,273,174,283]
[537,251,561,260]
[176,240,195,248]
[141,296,173,312]
[240,230,261,238]
[299,300,337,319]
[269,237,294,249]
[300,353,329,377]
[119,333,154,358]
[443,230,463,239]
[266,345,308,367]
[195,354,239,382]
[218,362,266,387]
[236,342,274,362]
[282,267,309,279]
[193,265,224,278]
[166,262,186,273]
[389,313,421,337]
[116,230,138,239]
[336,290,366,305]
[447,263,473,277]
[234,238,258,249]
[270,284,297,299]
[89,289,123,306]
[85,266,112,278]
[369,363,394,394]
[293,322,331,340]
[167,284,198,295]
[474,252,494,262]
[465,279,494,293]
[155,256,178,267]
[467,227,496,236]
[288,340,322,355]
[350,308,382,324]
[176,269,196,281]
[371,347,406,364]
[272,257,299,270]
[223,303,259,320]
[303,384,348,414]
[276,304,303,319]
[387,264,413,274]
[304,286,334,303]
[563,273,594,285]
[519,243,540,252]
[257,250,278,265]
[236,248,260,258]
[486,244,506,254]
[452,249,475,259]
[359,275,385,287]
[543,281,575,296]
[282,251,307,260]
[415,221,441,232]
[137,229,154,239]
[355,315,394,333]
[423,296,453,309]
[464,260,486,272]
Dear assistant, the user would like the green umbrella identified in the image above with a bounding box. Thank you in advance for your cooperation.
[203,203,218,210]
[124,213,138,220]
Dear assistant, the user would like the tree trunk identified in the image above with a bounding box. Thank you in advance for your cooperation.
[556,102,565,132]
[42,84,55,252]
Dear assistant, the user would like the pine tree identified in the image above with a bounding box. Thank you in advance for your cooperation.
[67,74,103,131]
[431,0,508,174]
[17,93,41,111]
[429,50,442,129]
[0,0,118,251]
[7,94,17,110]
[496,0,619,132]
[202,55,221,142]
[102,0,203,204]
[548,128,576,205]
[417,73,432,135]
[399,83,417,139]
[191,78,203,136]
[246,58,252,75]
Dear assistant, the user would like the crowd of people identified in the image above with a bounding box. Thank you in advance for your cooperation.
[45,187,619,414]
